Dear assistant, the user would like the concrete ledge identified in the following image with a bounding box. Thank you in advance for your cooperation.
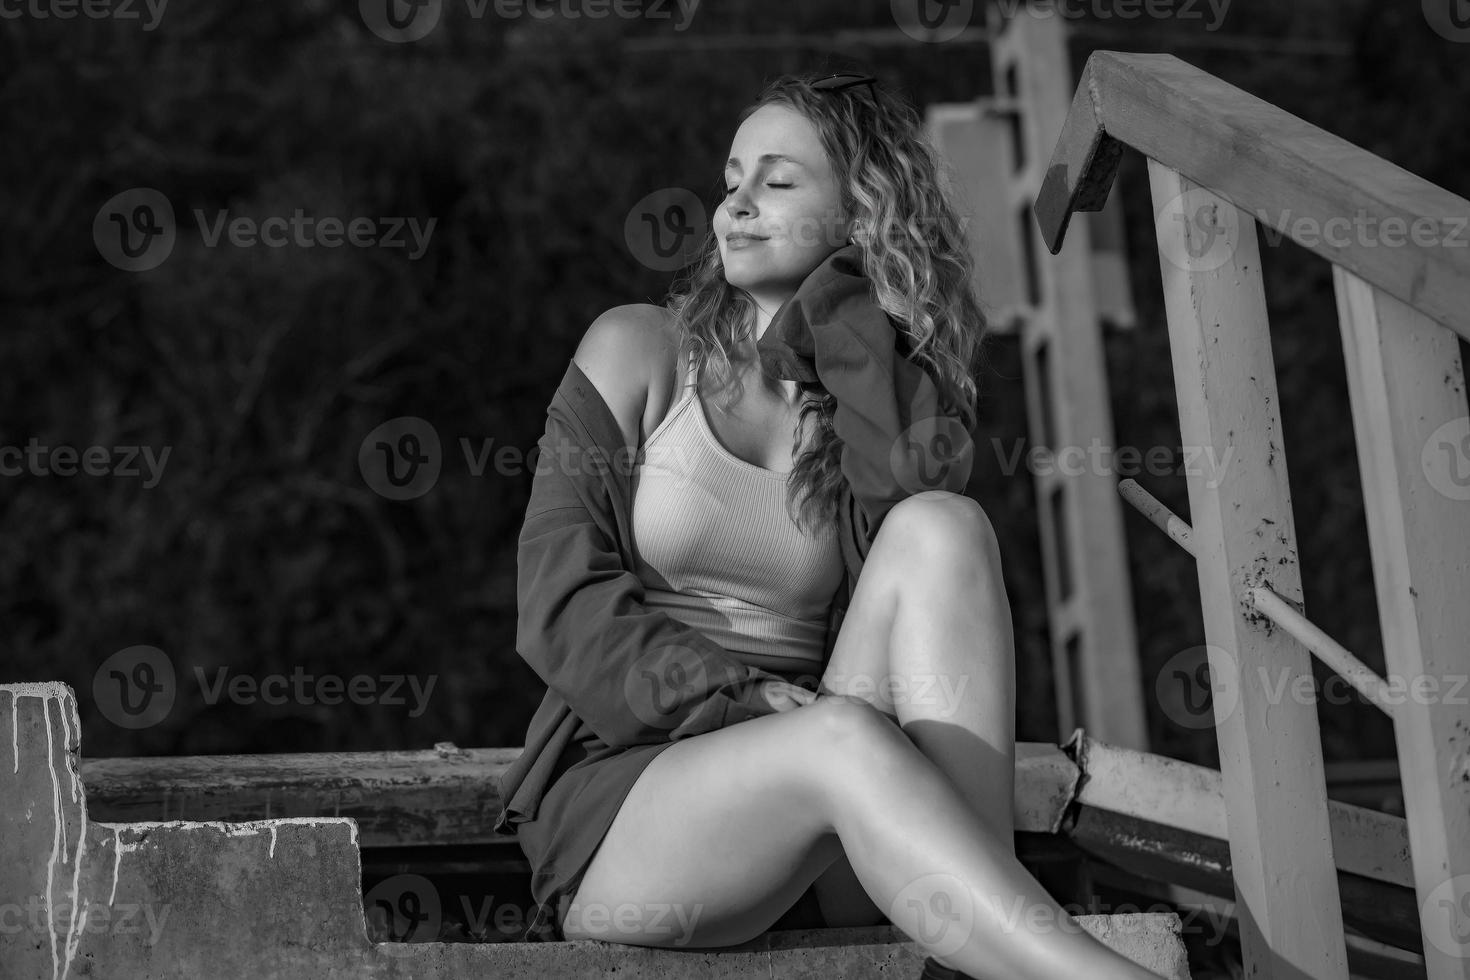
[1,683,1190,979]
[371,917,1191,979]
[2,684,370,979]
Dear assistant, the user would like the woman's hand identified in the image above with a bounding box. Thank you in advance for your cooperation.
[756,678,877,713]
[755,678,820,713]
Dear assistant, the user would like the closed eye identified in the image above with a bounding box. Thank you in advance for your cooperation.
[723,183,793,195]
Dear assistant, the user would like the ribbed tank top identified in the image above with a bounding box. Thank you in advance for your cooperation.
[630,349,844,679]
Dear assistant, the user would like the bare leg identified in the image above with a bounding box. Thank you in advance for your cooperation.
[821,490,1018,840]
[809,490,1017,929]
[561,697,1164,979]
[820,704,1152,979]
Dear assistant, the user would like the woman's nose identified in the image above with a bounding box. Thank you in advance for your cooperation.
[725,184,755,218]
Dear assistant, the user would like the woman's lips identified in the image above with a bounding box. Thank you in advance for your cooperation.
[726,233,767,248]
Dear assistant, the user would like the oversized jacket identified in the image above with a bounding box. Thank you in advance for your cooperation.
[492,244,979,837]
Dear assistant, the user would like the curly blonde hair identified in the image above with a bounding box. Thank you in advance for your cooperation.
[664,70,991,534]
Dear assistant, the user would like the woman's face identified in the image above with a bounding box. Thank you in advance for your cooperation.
[716,103,851,308]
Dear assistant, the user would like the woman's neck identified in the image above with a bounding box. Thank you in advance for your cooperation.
[740,292,803,406]
[750,297,779,343]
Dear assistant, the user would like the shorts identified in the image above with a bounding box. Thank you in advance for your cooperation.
[510,721,830,942]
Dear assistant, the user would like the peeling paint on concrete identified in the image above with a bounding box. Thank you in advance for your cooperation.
[106,816,359,849]
[108,825,141,906]
[61,777,88,980]
[3,683,88,980]
[44,694,62,980]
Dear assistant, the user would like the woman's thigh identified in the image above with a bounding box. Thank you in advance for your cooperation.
[804,492,987,922]
[816,490,992,716]
[816,553,903,717]
[560,697,897,948]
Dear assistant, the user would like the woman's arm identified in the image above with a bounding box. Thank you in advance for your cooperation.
[515,309,789,749]
[756,244,977,549]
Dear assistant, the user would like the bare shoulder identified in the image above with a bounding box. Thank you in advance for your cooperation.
[572,303,679,454]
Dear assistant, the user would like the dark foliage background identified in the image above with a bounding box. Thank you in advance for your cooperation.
[2,0,1466,773]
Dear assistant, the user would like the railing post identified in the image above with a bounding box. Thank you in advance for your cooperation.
[1148,161,1350,980]
[1333,267,1470,980]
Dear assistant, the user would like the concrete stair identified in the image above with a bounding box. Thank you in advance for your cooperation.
[0,682,1191,979]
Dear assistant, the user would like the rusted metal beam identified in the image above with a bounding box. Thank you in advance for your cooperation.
[1119,477,1403,717]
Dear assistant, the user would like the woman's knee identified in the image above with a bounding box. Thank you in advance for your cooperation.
[798,696,917,797]
[806,693,904,737]
[877,491,999,575]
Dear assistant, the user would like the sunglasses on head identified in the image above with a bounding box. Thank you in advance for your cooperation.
[810,72,879,99]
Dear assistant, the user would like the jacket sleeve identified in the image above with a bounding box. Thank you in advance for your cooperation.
[514,389,789,750]
[756,244,977,553]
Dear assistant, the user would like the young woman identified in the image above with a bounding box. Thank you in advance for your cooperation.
[496,71,1166,980]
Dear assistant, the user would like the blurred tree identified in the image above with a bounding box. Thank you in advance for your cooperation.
[0,0,1463,769]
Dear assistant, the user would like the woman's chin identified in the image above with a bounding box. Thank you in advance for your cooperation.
[720,259,796,295]
[722,270,755,290]
[719,264,761,291]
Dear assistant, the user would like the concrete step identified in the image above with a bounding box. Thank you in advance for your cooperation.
[0,682,1190,979]
[386,917,1190,978]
